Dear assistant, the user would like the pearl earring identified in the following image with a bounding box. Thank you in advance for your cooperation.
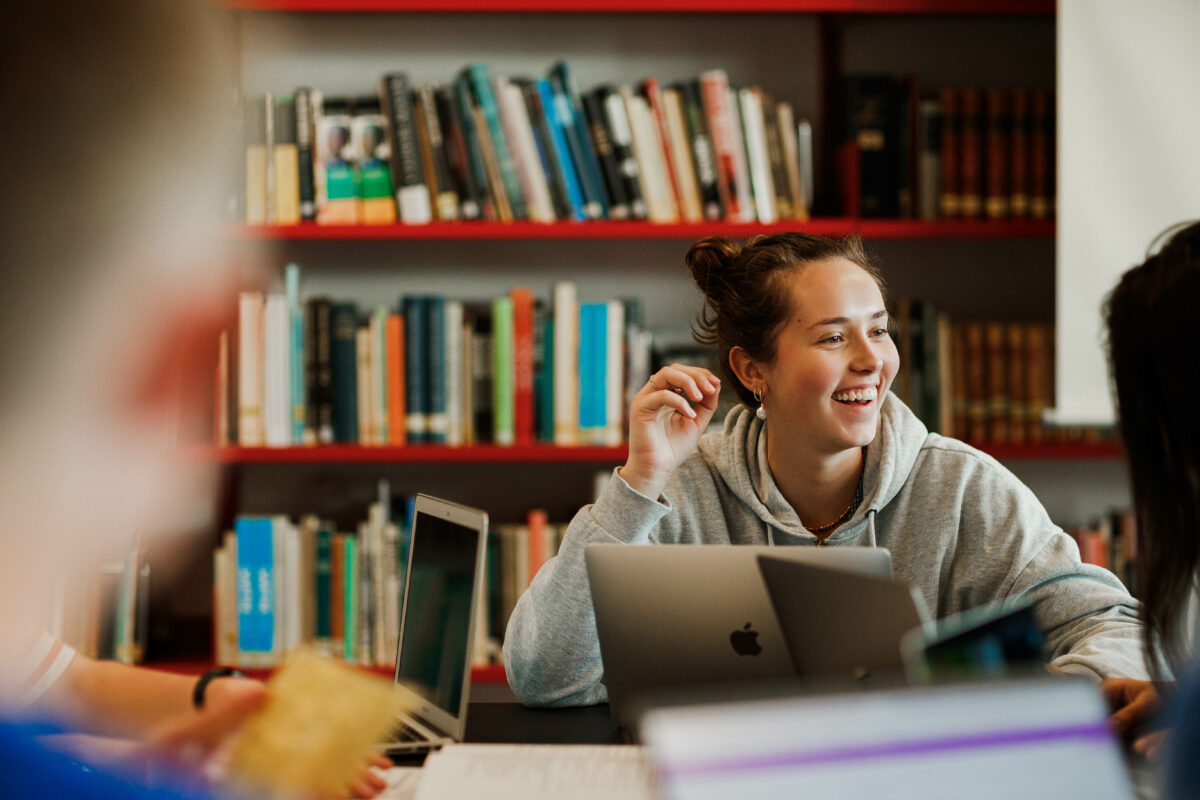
[753,387,766,420]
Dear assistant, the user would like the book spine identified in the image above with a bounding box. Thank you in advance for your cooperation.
[426,296,448,444]
[761,95,792,221]
[510,288,535,446]
[965,322,987,442]
[699,71,745,221]
[846,75,901,218]
[315,298,334,444]
[581,89,631,219]
[263,92,276,223]
[272,96,301,225]
[466,64,528,220]
[342,535,357,662]
[235,517,275,666]
[641,77,686,219]
[330,534,344,648]
[551,60,610,219]
[263,294,291,447]
[548,70,604,219]
[491,295,515,446]
[525,78,577,220]
[621,87,673,223]
[917,96,942,221]
[417,83,460,220]
[536,307,554,443]
[537,78,587,221]
[1008,88,1030,218]
[496,77,555,223]
[596,85,647,219]
[285,265,305,444]
[410,86,443,221]
[444,300,464,446]
[985,322,1009,443]
[434,85,483,221]
[604,299,625,446]
[470,306,494,442]
[245,95,268,224]
[314,526,332,640]
[471,103,513,221]
[355,325,371,445]
[386,313,406,446]
[380,73,431,224]
[985,88,1010,219]
[453,75,497,221]
[295,88,317,221]
[216,330,229,446]
[403,296,429,443]
[958,88,984,219]
[680,80,723,221]
[552,281,579,445]
[238,292,265,446]
[739,87,777,224]
[372,307,390,444]
[776,102,806,221]
[661,87,704,223]
[1029,89,1052,219]
[797,118,814,216]
[938,89,960,218]
[315,98,360,224]
[577,302,607,444]
[329,303,359,443]
[1005,323,1027,444]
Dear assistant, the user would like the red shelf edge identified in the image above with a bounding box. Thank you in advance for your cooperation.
[232,219,1056,242]
[970,442,1123,461]
[220,0,1053,14]
[183,444,629,464]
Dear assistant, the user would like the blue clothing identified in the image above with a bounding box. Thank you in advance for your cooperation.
[0,719,218,800]
[1166,663,1200,800]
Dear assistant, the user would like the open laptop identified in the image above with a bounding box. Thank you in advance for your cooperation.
[757,555,929,685]
[383,493,488,754]
[640,676,1135,800]
[585,544,892,727]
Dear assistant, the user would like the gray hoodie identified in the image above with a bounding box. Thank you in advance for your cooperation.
[504,396,1148,707]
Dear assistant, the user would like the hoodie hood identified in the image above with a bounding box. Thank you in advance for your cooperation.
[696,394,929,543]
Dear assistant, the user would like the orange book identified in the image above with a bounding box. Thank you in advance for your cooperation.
[527,508,549,583]
[510,287,535,446]
[386,314,406,446]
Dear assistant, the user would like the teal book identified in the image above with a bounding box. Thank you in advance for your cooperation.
[343,535,357,662]
[578,302,608,443]
[314,526,332,639]
[534,301,554,443]
[426,296,448,444]
[235,517,275,663]
[286,264,306,444]
[402,296,428,443]
[536,78,586,221]
[491,295,515,445]
[453,74,494,220]
[548,61,607,219]
[465,63,527,220]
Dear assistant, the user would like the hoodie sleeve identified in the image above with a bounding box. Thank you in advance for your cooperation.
[944,456,1150,682]
[502,469,673,707]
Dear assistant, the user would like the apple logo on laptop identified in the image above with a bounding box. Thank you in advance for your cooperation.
[730,623,762,656]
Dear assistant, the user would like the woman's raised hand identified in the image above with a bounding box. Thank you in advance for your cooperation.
[618,363,721,499]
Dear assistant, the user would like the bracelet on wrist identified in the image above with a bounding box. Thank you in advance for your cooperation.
[192,667,247,710]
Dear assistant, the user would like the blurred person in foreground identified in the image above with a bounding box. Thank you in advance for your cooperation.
[0,2,386,797]
[1101,221,1200,799]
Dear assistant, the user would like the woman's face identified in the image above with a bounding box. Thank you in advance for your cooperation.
[758,257,899,454]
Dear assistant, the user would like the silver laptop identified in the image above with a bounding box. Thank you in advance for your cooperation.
[757,555,930,684]
[585,544,892,726]
[384,494,488,754]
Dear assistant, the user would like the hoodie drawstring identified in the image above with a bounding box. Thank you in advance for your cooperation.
[866,509,879,548]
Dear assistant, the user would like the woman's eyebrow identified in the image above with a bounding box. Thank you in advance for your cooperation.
[807,309,888,330]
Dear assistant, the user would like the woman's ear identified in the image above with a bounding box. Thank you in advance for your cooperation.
[728,346,765,394]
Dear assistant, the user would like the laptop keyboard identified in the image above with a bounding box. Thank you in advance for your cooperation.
[390,720,428,743]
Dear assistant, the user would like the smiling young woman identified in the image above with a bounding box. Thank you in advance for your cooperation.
[504,232,1150,709]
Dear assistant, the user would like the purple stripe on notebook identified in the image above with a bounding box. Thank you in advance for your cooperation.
[658,723,1112,780]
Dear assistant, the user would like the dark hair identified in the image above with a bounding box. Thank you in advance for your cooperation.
[686,232,887,406]
[1104,220,1200,679]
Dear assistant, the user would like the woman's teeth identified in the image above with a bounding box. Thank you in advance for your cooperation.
[833,386,878,404]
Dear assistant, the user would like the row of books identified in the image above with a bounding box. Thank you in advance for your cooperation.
[842,79,1055,221]
[892,303,1109,446]
[1067,508,1137,597]
[219,266,653,447]
[48,537,148,664]
[213,490,566,669]
[243,61,814,228]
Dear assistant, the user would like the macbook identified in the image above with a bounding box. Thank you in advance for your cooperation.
[383,494,488,754]
[585,543,892,727]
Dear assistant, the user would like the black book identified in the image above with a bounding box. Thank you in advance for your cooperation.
[591,84,647,220]
[295,87,317,221]
[548,61,608,219]
[433,85,483,221]
[379,72,432,223]
[413,83,460,221]
[329,302,359,444]
[844,74,903,218]
[679,80,723,220]
[452,73,498,221]
[467,303,494,443]
[580,90,631,220]
[515,77,572,221]
[304,296,334,444]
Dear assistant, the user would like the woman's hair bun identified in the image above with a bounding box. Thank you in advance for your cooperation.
[686,236,742,296]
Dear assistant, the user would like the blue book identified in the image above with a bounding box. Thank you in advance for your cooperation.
[402,296,428,443]
[285,264,306,444]
[536,79,587,221]
[426,296,447,444]
[578,302,608,442]
[235,517,274,661]
[549,61,609,219]
[314,526,332,639]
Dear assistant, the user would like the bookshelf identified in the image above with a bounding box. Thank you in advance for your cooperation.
[130,0,1129,684]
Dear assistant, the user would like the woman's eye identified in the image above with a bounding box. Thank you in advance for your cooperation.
[871,327,889,337]
[821,334,844,344]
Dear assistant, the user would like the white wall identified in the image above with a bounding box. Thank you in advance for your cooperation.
[1055,0,1200,425]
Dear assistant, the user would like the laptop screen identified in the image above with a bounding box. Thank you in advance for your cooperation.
[395,509,480,715]
[641,678,1134,800]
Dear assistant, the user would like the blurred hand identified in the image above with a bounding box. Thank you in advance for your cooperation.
[1101,677,1170,759]
[620,364,721,500]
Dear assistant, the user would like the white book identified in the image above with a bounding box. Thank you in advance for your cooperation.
[297,515,318,644]
[263,293,292,447]
[370,308,388,445]
[444,299,465,445]
[281,517,302,655]
[237,292,265,446]
[777,101,806,220]
[552,281,579,445]
[661,88,704,223]
[798,118,814,215]
[739,88,777,224]
[383,521,402,666]
[726,86,756,223]
[604,300,625,446]
[498,78,556,223]
[356,326,372,445]
[621,88,678,223]
[624,322,653,416]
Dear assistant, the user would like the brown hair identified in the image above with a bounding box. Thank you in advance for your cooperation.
[686,232,887,406]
